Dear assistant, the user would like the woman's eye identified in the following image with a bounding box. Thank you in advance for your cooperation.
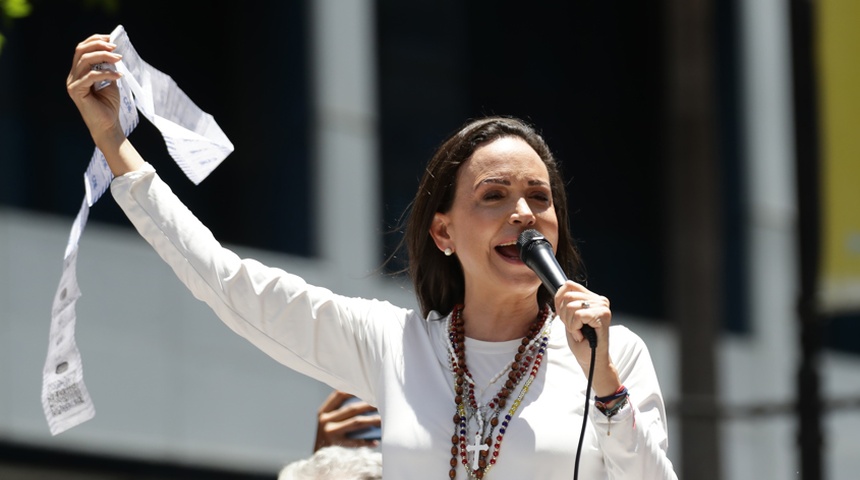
[483,191,503,200]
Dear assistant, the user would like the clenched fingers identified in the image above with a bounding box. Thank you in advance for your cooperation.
[554,280,612,344]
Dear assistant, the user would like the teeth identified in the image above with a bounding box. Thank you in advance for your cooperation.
[498,241,516,247]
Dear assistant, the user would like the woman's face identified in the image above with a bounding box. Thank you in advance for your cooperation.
[432,136,560,298]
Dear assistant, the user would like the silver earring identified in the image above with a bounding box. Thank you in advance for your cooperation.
[444,248,453,256]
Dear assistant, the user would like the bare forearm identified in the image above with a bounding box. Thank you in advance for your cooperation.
[590,359,622,399]
[94,128,145,177]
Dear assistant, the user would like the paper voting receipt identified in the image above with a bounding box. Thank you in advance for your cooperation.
[42,25,234,435]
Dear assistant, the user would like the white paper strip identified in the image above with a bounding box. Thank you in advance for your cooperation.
[42,25,233,435]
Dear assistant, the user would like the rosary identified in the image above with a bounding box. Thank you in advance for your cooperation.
[446,304,551,479]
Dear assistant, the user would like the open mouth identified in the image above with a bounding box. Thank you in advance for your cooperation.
[495,241,521,261]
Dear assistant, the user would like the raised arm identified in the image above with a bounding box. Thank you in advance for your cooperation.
[65,33,400,406]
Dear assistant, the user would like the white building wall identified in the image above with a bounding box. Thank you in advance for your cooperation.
[0,208,378,473]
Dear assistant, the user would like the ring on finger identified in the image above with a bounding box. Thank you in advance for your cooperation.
[581,301,591,309]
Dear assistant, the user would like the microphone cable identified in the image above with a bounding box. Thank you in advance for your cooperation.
[573,340,597,480]
[515,229,598,479]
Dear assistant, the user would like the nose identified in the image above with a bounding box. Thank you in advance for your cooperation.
[510,197,536,225]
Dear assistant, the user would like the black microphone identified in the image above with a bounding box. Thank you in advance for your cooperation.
[517,229,597,348]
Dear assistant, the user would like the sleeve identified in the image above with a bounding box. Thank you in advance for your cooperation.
[109,164,405,405]
[590,326,678,479]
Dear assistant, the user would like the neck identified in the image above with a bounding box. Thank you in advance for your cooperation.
[460,288,542,341]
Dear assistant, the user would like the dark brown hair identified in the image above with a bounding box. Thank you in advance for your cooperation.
[404,116,583,317]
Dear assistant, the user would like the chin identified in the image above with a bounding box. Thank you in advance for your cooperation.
[499,272,542,294]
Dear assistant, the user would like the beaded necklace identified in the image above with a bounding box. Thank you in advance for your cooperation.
[447,304,551,479]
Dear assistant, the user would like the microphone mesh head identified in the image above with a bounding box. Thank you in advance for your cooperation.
[516,229,547,257]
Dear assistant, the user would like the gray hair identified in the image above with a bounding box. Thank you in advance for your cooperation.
[278,446,382,480]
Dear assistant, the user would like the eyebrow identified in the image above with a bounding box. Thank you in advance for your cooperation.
[475,177,550,190]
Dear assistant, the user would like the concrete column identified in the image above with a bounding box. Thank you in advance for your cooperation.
[309,0,380,288]
[664,0,722,477]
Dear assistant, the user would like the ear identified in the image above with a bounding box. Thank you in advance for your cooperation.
[429,212,452,252]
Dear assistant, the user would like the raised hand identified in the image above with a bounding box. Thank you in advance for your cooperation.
[66,34,124,142]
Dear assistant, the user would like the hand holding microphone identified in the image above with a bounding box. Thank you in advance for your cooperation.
[516,229,599,348]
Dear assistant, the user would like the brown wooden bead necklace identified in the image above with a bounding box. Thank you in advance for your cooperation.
[447,304,551,479]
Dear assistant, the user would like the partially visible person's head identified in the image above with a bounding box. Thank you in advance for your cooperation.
[406,116,583,316]
[278,446,382,480]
